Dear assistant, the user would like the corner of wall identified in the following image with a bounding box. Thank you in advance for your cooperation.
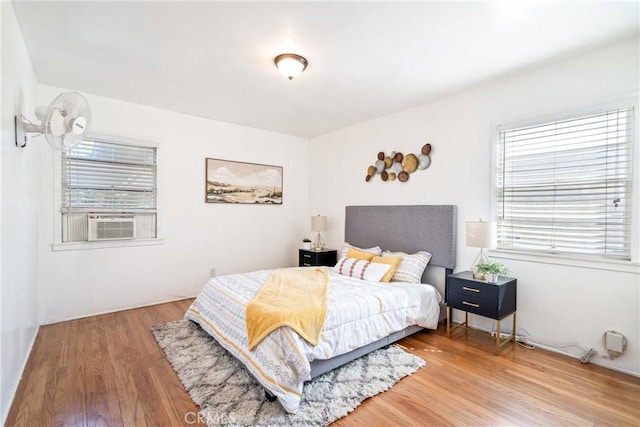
[1,1,40,423]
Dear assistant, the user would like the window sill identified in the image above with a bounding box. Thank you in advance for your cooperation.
[489,249,640,275]
[51,238,163,252]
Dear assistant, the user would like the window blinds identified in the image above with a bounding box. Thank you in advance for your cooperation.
[62,137,157,212]
[496,107,634,260]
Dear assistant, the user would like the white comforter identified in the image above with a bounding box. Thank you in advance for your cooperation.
[184,267,442,413]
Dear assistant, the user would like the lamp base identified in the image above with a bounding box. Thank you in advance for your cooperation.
[313,232,325,251]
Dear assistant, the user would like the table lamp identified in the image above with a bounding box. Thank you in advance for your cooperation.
[311,215,327,251]
[466,219,497,279]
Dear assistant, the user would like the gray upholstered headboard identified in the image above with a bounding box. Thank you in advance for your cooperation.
[344,205,456,273]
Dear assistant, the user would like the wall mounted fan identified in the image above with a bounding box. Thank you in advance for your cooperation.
[15,92,92,150]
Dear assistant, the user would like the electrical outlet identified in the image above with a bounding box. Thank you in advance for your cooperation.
[604,331,625,353]
[210,268,216,277]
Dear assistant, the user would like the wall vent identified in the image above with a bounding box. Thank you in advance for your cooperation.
[88,215,136,241]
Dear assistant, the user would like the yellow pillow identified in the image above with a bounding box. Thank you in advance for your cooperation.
[371,256,402,282]
[346,247,376,261]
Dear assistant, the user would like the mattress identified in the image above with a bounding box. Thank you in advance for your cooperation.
[185,267,442,413]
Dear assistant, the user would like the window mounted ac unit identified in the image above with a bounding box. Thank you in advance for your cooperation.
[87,215,136,241]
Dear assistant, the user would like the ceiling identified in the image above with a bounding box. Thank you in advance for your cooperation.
[12,1,639,139]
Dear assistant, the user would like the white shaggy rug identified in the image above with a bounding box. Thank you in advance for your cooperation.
[151,319,425,426]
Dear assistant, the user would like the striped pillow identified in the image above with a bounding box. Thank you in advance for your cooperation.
[333,257,391,282]
[381,250,432,283]
[340,243,382,259]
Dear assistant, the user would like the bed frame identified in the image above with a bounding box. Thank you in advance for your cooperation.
[308,204,456,378]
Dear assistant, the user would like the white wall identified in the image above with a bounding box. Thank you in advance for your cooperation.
[0,2,40,423]
[37,86,309,324]
[309,37,640,375]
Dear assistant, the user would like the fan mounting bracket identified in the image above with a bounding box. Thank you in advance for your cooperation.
[15,115,27,148]
[15,115,42,148]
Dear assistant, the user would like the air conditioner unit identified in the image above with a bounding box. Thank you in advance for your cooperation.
[87,215,136,241]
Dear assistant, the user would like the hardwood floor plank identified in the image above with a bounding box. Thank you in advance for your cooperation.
[6,299,640,426]
[84,316,124,427]
[107,310,160,426]
[147,361,197,425]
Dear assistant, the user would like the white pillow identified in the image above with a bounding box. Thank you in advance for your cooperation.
[333,257,391,282]
[340,243,382,259]
[381,250,432,283]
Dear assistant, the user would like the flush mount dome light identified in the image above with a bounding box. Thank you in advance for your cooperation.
[274,53,308,80]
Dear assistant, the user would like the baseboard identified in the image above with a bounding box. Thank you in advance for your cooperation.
[530,341,639,378]
[461,324,639,378]
[2,324,40,426]
[40,296,197,325]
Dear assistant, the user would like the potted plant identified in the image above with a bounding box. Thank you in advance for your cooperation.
[475,261,511,283]
[302,238,312,250]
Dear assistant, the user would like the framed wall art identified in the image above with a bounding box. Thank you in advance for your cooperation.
[205,158,283,204]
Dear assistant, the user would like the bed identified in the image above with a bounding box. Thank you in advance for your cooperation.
[185,204,456,413]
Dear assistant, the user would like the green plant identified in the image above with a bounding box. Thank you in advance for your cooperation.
[302,238,311,243]
[475,261,511,276]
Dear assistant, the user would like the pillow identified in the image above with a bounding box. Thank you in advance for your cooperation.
[371,255,402,282]
[340,243,382,259]
[346,247,376,261]
[381,250,432,283]
[333,257,391,282]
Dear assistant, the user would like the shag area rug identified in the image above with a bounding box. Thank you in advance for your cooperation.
[152,319,425,426]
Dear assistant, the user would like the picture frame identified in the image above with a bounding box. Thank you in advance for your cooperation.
[205,158,283,204]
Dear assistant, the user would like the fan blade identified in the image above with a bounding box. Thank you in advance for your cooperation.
[48,108,66,137]
[61,132,81,149]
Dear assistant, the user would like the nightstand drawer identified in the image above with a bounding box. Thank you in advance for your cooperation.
[447,292,498,318]
[299,252,315,266]
[448,276,498,300]
[298,249,337,267]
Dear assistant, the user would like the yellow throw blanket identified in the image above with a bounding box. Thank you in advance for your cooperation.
[246,268,329,351]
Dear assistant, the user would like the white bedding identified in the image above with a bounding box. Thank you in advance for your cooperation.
[184,267,442,413]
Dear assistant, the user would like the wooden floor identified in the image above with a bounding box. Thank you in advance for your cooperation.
[7,300,640,426]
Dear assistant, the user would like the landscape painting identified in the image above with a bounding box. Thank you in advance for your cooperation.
[205,158,283,204]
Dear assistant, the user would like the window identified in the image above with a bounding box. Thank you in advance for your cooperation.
[496,106,634,260]
[61,135,157,242]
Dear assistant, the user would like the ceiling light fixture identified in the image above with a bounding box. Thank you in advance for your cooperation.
[274,53,308,80]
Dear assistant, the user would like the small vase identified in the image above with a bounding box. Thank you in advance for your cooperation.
[302,242,311,250]
[486,273,499,283]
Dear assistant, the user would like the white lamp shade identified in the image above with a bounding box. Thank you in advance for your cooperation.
[466,221,497,248]
[311,215,327,232]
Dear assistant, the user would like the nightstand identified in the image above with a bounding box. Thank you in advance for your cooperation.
[446,270,517,355]
[298,249,337,267]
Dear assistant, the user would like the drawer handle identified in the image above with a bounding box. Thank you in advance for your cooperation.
[462,286,480,293]
[463,301,480,308]
[303,263,311,266]
[303,254,311,258]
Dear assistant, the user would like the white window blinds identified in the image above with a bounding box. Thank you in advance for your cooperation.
[62,137,157,213]
[496,107,634,260]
